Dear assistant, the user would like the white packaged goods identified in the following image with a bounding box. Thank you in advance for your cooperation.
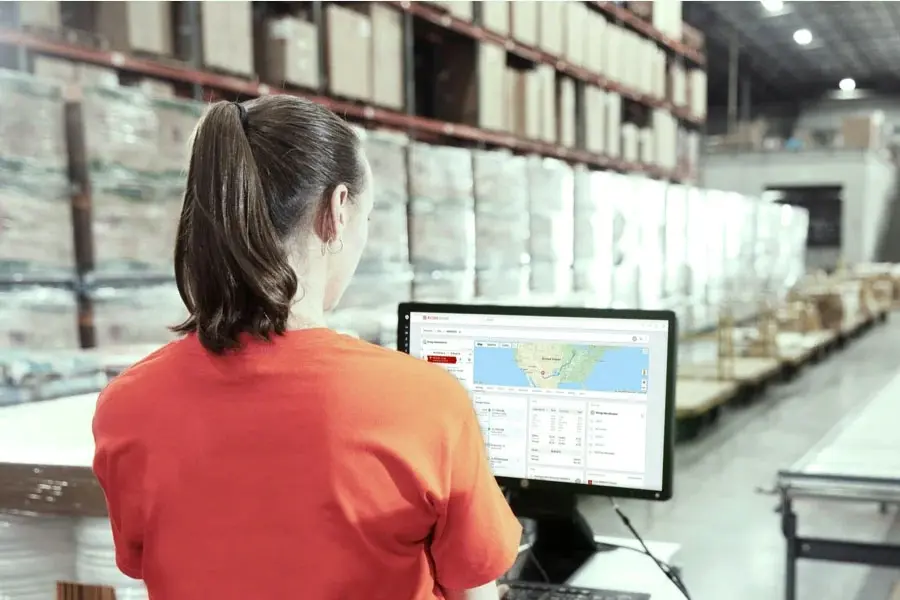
[527,157,574,263]
[0,514,76,600]
[340,267,413,311]
[663,184,689,301]
[413,269,475,304]
[76,518,149,599]
[529,262,573,298]
[90,285,188,347]
[572,169,617,306]
[91,178,183,277]
[473,150,530,270]
[685,187,711,308]
[0,71,73,277]
[610,176,642,309]
[476,266,530,301]
[0,286,79,350]
[635,178,667,308]
[360,130,409,267]
[754,201,782,295]
[408,143,475,272]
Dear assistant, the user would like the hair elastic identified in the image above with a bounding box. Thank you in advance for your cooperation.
[233,101,249,130]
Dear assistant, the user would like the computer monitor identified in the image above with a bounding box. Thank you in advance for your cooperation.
[398,302,676,502]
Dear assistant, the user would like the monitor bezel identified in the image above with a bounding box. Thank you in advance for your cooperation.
[397,301,676,502]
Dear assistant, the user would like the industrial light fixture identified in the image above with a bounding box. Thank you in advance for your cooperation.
[760,0,784,12]
[839,78,856,92]
[793,28,813,45]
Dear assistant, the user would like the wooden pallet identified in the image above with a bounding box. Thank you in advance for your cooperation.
[675,378,739,442]
[58,582,117,600]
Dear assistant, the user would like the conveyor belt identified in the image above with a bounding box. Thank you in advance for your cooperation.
[777,370,900,600]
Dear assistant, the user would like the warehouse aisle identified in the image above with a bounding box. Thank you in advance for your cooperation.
[580,317,900,600]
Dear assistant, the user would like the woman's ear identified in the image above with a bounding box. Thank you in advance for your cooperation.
[328,184,350,238]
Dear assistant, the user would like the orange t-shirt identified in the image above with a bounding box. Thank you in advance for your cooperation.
[92,329,522,600]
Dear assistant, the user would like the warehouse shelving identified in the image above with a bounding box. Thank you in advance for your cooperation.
[0,0,705,182]
[388,1,704,126]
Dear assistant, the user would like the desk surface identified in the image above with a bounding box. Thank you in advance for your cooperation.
[568,536,683,600]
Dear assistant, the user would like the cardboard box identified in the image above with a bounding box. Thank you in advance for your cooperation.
[538,1,564,56]
[605,23,623,85]
[95,2,173,56]
[265,17,319,89]
[370,4,404,110]
[606,92,622,158]
[557,77,576,148]
[201,1,254,76]
[564,2,586,67]
[478,41,506,130]
[482,0,509,35]
[584,85,606,154]
[682,23,705,52]
[18,1,62,29]
[506,69,541,139]
[511,0,538,47]
[584,12,606,76]
[537,65,557,143]
[841,113,884,150]
[326,5,372,102]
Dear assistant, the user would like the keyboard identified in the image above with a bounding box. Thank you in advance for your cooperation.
[503,581,651,600]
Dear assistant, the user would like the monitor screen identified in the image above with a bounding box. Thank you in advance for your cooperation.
[398,303,675,500]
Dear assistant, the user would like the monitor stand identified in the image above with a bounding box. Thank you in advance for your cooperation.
[508,488,602,584]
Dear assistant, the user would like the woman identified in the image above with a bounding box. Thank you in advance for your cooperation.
[92,96,520,599]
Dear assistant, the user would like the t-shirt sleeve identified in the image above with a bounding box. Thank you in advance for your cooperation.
[429,401,522,591]
[92,391,146,580]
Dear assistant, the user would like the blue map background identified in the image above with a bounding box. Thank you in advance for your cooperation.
[473,345,649,393]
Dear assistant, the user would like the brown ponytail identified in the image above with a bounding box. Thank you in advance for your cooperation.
[172,97,365,353]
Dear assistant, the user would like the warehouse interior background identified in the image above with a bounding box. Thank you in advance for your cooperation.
[1,1,900,600]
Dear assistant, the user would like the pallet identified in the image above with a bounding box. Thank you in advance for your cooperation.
[675,378,739,442]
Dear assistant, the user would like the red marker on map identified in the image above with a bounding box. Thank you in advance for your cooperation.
[540,370,545,376]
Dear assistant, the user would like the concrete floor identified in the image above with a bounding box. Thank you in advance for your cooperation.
[579,316,900,600]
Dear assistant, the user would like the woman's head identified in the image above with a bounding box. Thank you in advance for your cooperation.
[173,96,372,353]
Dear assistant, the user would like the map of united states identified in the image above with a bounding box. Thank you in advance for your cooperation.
[473,342,649,393]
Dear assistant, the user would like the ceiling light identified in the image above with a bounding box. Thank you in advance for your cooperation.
[793,29,812,45]
[761,0,784,12]
[839,78,856,92]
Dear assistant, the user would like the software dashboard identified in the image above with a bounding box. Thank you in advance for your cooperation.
[405,311,669,492]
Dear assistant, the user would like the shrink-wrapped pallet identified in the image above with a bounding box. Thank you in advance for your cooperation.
[684,187,710,333]
[754,201,783,295]
[413,269,476,304]
[0,71,73,277]
[91,176,184,277]
[635,177,667,308]
[0,70,67,170]
[90,284,187,347]
[0,348,107,406]
[76,518,149,600]
[475,266,531,302]
[0,286,79,350]
[609,175,642,309]
[473,150,530,270]
[573,169,618,306]
[408,143,475,273]
[360,130,410,267]
[527,157,574,298]
[663,184,689,302]
[0,514,77,599]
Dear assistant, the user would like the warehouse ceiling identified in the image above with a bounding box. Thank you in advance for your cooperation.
[685,1,900,108]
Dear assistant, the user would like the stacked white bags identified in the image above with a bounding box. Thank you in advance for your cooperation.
[76,518,148,600]
[0,514,75,600]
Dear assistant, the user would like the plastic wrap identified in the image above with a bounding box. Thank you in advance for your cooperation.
[473,150,529,269]
[0,71,73,277]
[0,513,76,599]
[0,286,79,350]
[76,518,148,599]
[684,187,710,330]
[609,175,641,308]
[475,266,530,302]
[663,184,689,300]
[754,201,783,295]
[0,349,106,406]
[91,176,184,276]
[360,130,410,269]
[339,267,413,311]
[527,157,574,263]
[0,70,67,170]
[530,261,573,298]
[635,177,666,308]
[90,284,187,347]
[773,204,809,295]
[413,269,475,303]
[407,143,474,205]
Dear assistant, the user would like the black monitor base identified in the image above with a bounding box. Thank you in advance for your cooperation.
[508,488,603,584]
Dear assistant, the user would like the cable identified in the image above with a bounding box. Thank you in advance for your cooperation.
[526,549,551,583]
[606,497,692,600]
